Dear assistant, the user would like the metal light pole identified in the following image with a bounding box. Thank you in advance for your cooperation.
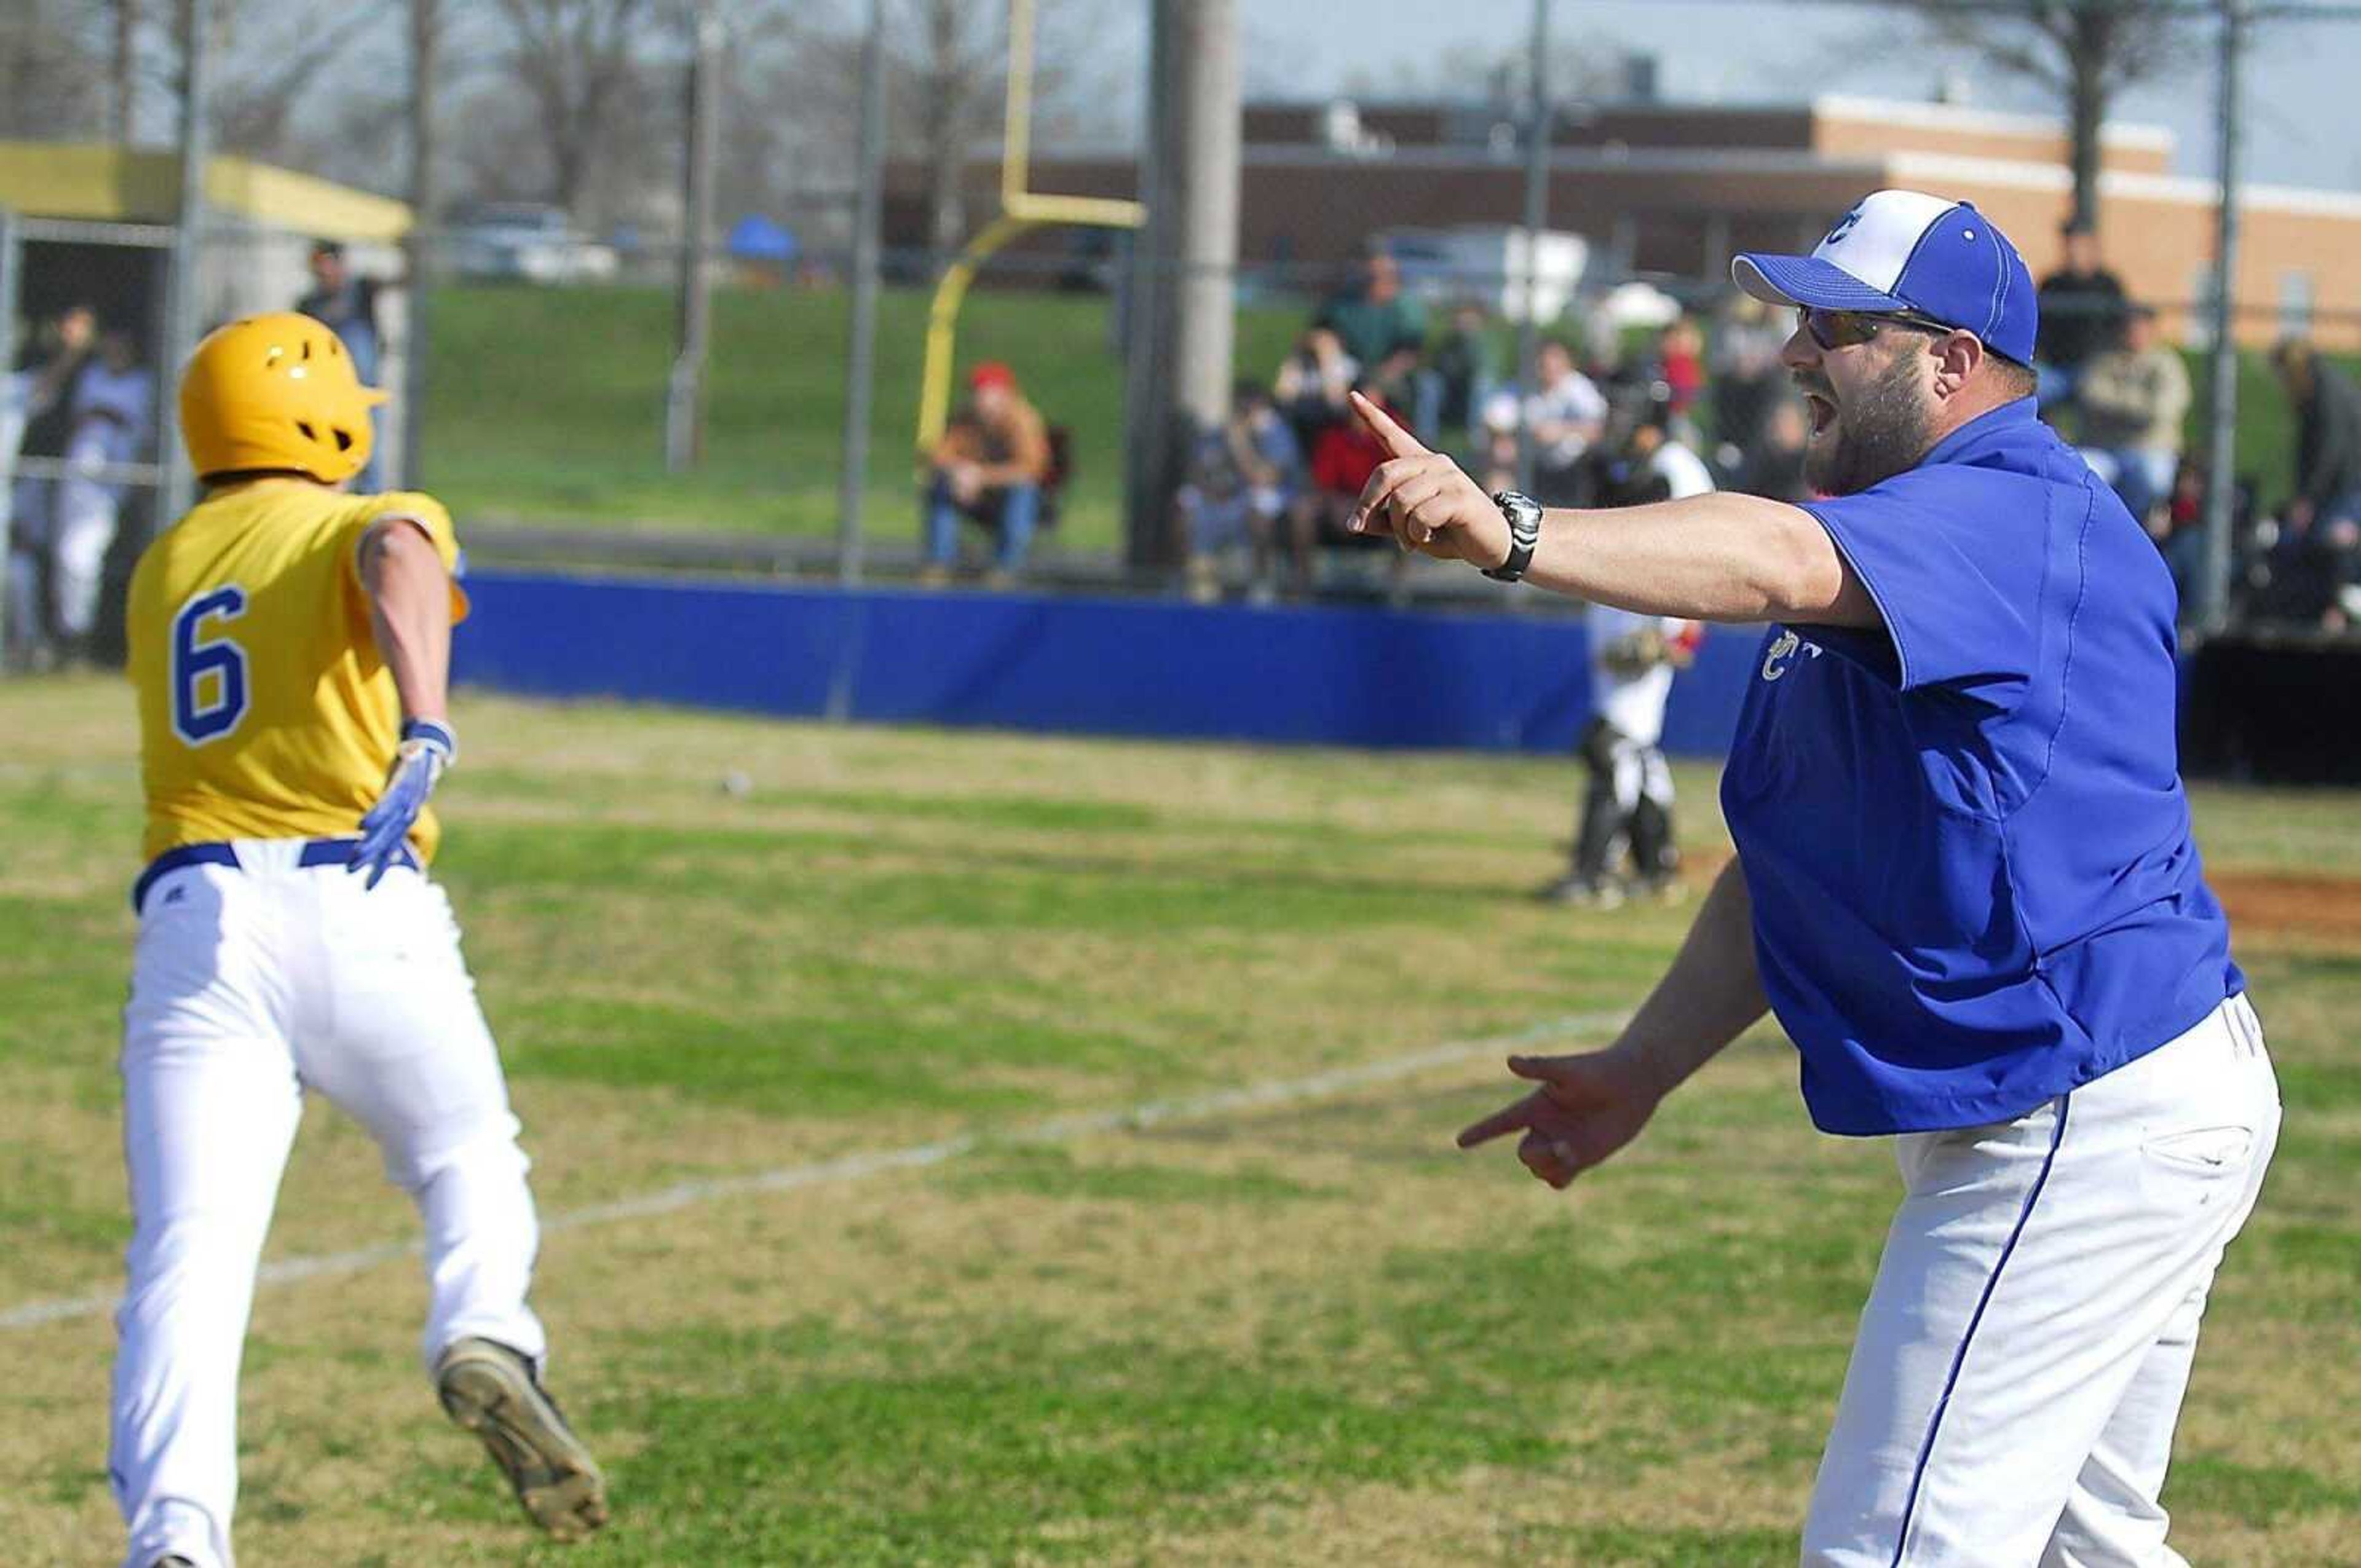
[666,0,722,472]
[0,208,19,660]
[1122,0,1240,575]
[405,0,439,488]
[2197,0,2248,636]
[1514,0,1554,497]
[836,0,889,583]
[157,0,213,522]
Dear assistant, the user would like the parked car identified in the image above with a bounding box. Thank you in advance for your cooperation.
[444,203,619,285]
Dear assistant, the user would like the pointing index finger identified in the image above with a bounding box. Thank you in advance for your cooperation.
[1349,390,1430,458]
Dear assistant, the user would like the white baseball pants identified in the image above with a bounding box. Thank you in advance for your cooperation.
[111,840,547,1568]
[1802,991,2279,1567]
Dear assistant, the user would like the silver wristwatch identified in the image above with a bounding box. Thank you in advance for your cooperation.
[1484,490,1543,583]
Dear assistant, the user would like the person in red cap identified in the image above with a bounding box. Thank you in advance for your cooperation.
[922,361,1053,585]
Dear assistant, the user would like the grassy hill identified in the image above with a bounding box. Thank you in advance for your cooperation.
[417,282,1306,553]
[417,280,2317,550]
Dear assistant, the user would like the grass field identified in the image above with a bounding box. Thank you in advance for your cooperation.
[4,677,2358,1564]
[416,282,2328,552]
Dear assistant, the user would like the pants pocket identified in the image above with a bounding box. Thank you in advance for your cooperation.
[2144,1124,2253,1176]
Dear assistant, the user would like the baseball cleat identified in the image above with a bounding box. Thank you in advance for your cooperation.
[434,1338,608,1542]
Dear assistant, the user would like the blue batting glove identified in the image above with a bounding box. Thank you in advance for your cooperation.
[352,718,456,889]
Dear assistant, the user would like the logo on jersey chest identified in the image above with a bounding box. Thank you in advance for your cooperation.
[1761,628,1826,683]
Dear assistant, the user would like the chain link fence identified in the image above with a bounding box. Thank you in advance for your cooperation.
[8,95,2361,660]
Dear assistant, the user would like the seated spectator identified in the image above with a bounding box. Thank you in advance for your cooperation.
[2266,338,2361,628]
[2273,338,2361,530]
[1272,326,1358,455]
[1655,315,1706,433]
[920,361,1051,587]
[2151,458,2210,610]
[2076,304,2189,525]
[1524,339,1608,506]
[1315,242,1426,372]
[1296,382,1414,600]
[1174,380,1303,604]
[1734,396,1813,503]
[2034,219,2126,418]
[1418,303,1498,453]
[1709,293,1789,471]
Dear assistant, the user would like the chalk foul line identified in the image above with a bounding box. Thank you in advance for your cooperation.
[1,1009,1626,1333]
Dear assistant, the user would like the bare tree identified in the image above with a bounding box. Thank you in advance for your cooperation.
[112,0,141,141]
[904,0,1001,255]
[490,0,668,215]
[1884,1,2198,232]
[0,0,108,140]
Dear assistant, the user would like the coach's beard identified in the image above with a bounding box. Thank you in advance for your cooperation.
[1800,353,1932,497]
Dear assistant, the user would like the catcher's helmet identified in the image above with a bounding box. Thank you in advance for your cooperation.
[178,311,386,485]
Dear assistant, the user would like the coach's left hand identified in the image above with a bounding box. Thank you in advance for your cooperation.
[1456,1047,1663,1190]
[1345,392,1513,570]
[352,718,456,889]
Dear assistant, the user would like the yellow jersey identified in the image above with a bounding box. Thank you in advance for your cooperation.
[127,481,470,862]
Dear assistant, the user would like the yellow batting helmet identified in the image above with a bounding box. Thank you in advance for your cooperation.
[178,311,386,485]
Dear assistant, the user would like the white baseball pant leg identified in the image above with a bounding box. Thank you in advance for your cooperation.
[112,843,545,1568]
[295,851,546,1374]
[1801,993,2279,1568]
[112,862,303,1568]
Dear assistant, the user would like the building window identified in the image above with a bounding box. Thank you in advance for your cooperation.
[2279,270,2314,339]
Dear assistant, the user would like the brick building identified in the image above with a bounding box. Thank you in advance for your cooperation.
[888,93,2361,349]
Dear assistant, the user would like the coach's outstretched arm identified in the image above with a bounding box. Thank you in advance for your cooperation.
[1344,393,1883,629]
[350,518,458,887]
[1458,858,1769,1188]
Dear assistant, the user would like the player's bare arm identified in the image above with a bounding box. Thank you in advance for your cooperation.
[1344,390,1882,628]
[360,519,454,723]
[1458,858,1768,1188]
[352,519,459,888]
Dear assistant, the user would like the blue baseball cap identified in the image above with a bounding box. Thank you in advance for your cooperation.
[1732,189,2037,366]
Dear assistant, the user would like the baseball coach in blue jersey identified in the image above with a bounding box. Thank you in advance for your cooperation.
[1348,189,2277,1564]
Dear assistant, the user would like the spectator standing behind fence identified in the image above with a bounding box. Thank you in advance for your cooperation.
[1420,303,1498,454]
[296,240,386,491]
[2033,219,2126,416]
[1174,380,1303,604]
[2076,304,2189,529]
[50,326,152,662]
[1544,395,1711,907]
[1525,339,1609,505]
[4,305,96,670]
[920,361,1051,588]
[2264,339,2361,628]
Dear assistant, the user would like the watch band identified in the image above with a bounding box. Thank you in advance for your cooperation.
[1484,490,1543,583]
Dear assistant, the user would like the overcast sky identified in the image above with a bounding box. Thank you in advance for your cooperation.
[1189,1,2361,194]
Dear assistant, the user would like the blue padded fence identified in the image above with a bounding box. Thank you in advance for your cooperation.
[451,569,1765,757]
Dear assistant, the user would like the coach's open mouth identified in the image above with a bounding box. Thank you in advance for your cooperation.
[1803,392,1837,438]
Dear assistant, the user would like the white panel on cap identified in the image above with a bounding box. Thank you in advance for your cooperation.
[1810,189,1956,294]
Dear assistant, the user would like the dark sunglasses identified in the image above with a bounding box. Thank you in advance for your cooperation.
[1798,306,1957,352]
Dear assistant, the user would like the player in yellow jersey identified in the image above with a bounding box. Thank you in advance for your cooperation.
[111,313,605,1568]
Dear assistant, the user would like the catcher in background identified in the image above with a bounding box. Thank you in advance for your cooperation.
[112,313,604,1568]
[1543,390,1713,906]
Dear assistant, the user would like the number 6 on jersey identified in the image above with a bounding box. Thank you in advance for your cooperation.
[172,585,249,744]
